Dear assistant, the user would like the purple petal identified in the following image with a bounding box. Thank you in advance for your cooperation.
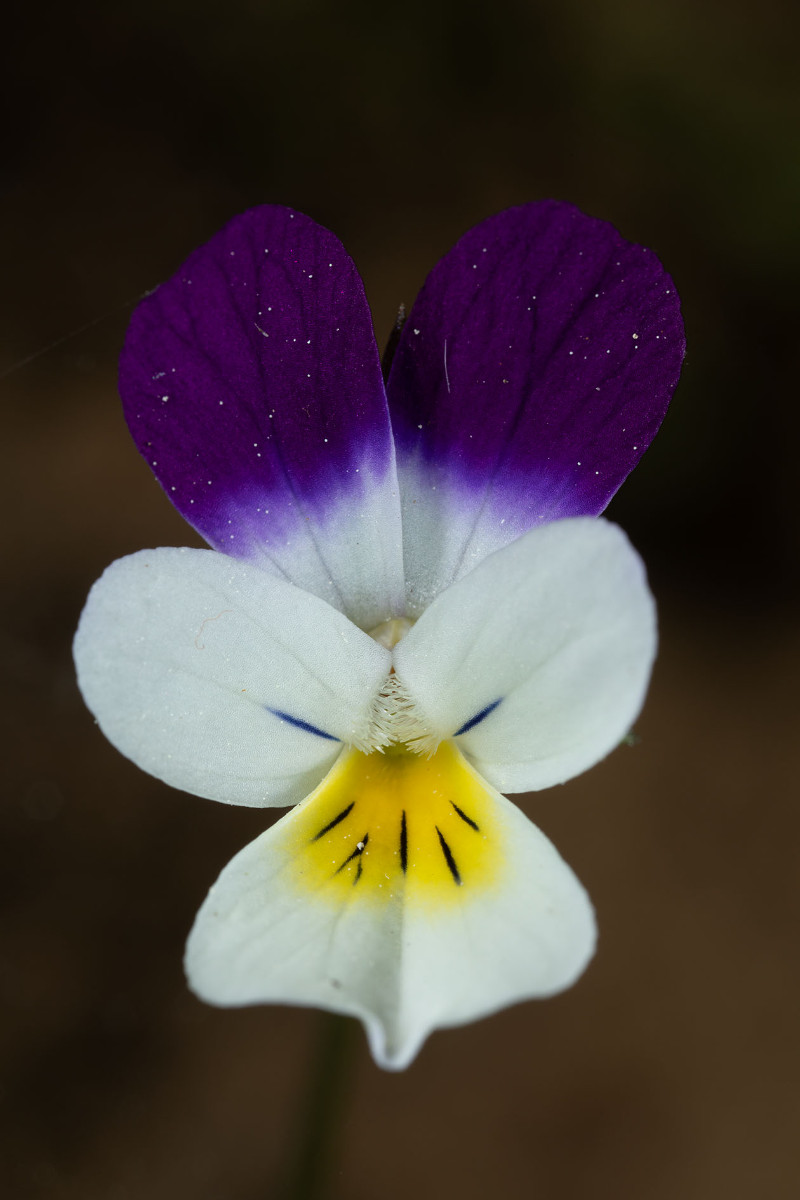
[119,206,404,629]
[386,201,684,610]
[388,201,684,511]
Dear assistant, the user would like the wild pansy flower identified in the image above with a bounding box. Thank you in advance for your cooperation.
[74,203,684,1069]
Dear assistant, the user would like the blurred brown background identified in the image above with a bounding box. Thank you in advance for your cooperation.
[2,1,799,1197]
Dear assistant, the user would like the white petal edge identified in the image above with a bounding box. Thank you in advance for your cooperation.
[185,766,595,1071]
[394,517,657,793]
[74,547,391,806]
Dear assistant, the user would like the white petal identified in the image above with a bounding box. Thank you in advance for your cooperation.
[394,517,656,793]
[186,743,594,1070]
[74,548,391,807]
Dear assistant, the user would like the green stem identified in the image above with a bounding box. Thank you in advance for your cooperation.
[280,1013,356,1200]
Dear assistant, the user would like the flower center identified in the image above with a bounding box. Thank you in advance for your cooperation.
[363,616,437,756]
[367,616,414,649]
[366,671,438,757]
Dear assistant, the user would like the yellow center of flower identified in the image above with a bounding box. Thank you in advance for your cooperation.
[284,741,502,909]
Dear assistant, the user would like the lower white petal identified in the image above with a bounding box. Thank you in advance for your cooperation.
[74,548,391,807]
[186,743,595,1070]
[394,517,656,793]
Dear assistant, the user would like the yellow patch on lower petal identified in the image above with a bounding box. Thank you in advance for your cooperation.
[284,742,502,909]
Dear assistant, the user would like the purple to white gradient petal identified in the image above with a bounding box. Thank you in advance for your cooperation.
[386,201,684,610]
[120,206,404,630]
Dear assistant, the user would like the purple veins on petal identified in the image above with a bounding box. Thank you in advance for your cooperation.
[267,708,341,742]
[454,698,503,736]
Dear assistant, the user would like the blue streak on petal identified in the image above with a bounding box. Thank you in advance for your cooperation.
[454,698,502,737]
[267,708,340,741]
